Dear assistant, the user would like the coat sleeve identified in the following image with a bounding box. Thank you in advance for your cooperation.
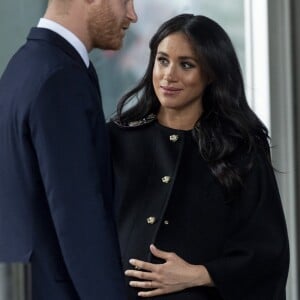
[29,66,126,299]
[203,154,289,300]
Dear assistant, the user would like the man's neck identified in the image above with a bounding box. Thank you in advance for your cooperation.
[43,1,91,51]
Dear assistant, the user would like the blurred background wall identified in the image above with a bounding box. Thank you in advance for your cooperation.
[0,0,299,298]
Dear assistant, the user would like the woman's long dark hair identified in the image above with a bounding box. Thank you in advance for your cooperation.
[115,14,270,193]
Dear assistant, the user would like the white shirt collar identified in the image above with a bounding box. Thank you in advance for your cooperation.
[37,18,90,68]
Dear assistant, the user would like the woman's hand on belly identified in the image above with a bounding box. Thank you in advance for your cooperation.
[124,244,214,297]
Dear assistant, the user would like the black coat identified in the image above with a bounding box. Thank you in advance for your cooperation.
[108,118,289,300]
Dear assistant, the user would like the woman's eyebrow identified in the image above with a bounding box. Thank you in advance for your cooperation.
[157,51,197,62]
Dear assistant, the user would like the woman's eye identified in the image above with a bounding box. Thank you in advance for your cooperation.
[181,62,195,69]
[157,57,168,65]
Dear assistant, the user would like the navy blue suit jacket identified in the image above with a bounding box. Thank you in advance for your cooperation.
[0,28,125,299]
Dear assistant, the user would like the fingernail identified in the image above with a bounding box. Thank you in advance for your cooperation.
[129,258,135,264]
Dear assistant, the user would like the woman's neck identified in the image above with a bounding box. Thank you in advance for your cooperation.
[157,109,201,130]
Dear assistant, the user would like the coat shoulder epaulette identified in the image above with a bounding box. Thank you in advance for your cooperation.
[113,114,156,128]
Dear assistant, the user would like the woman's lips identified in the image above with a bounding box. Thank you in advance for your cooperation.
[160,86,183,95]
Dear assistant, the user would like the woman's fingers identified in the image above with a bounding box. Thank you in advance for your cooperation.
[128,245,176,274]
[137,288,167,298]
[149,244,172,260]
[125,269,157,281]
[128,258,158,272]
[129,280,161,289]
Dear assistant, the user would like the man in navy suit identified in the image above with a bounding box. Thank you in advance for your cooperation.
[0,0,137,299]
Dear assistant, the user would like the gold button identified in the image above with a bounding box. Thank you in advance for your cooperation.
[164,220,169,225]
[147,216,156,224]
[170,134,179,142]
[161,176,171,183]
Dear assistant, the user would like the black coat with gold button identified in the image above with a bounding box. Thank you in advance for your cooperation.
[108,118,289,300]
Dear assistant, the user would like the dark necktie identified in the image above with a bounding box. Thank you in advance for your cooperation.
[88,62,101,95]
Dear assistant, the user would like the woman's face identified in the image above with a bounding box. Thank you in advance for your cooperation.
[152,32,207,117]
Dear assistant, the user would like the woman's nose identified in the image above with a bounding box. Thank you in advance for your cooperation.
[163,66,177,82]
